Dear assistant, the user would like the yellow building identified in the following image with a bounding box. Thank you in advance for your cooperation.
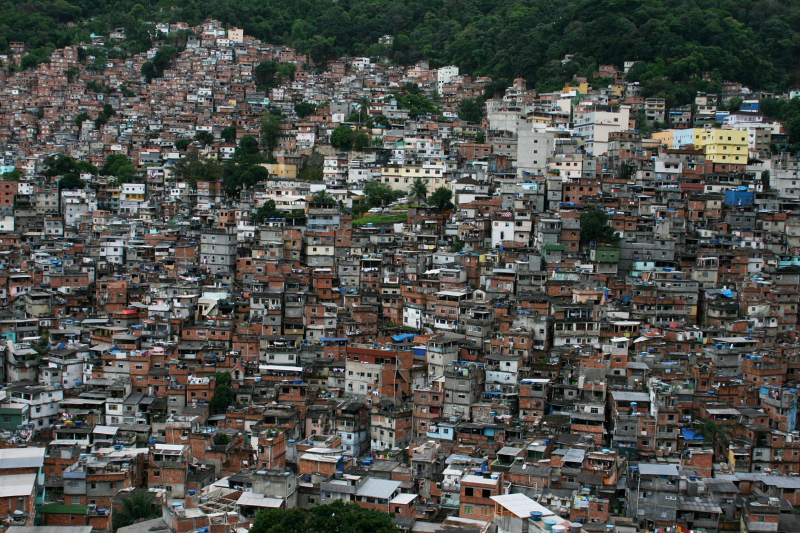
[702,129,748,164]
[671,128,748,163]
[260,163,298,179]
[652,130,674,148]
[380,163,447,192]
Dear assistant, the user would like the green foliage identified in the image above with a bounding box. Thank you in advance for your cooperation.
[95,103,115,128]
[373,115,391,128]
[253,200,281,223]
[260,113,281,151]
[1,169,22,181]
[354,132,370,151]
[46,154,98,177]
[236,135,262,162]
[353,213,408,226]
[634,109,651,137]
[458,98,484,123]
[102,154,136,184]
[59,173,84,190]
[429,187,454,212]
[211,372,234,414]
[331,124,355,151]
[580,208,619,246]
[363,181,403,207]
[119,83,136,98]
[251,501,394,533]
[214,433,232,446]
[298,163,323,181]
[255,61,295,90]
[223,159,269,197]
[311,190,337,205]
[351,203,370,218]
[475,131,486,144]
[221,126,238,143]
[195,131,215,146]
[1,0,800,95]
[391,84,438,118]
[112,490,161,532]
[726,96,744,113]
[74,112,90,127]
[85,80,111,94]
[141,46,179,83]
[695,417,733,460]
[170,150,222,185]
[175,139,191,151]
[410,177,428,203]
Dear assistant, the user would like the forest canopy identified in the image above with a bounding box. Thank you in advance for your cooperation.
[2,0,800,97]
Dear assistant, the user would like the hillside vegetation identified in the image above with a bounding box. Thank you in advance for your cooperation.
[2,0,800,100]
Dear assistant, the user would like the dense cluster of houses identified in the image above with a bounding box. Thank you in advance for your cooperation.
[0,16,800,533]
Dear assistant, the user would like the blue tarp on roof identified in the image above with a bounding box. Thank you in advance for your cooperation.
[722,289,734,297]
[392,333,416,342]
[320,337,349,342]
[621,294,632,304]
[682,429,704,440]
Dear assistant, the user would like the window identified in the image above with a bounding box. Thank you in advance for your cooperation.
[153,471,161,477]
[464,488,473,497]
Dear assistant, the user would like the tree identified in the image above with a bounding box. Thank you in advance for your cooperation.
[363,181,402,207]
[458,98,484,123]
[236,135,262,164]
[429,187,455,212]
[580,208,620,246]
[253,200,281,223]
[195,131,215,146]
[298,164,323,181]
[210,372,234,414]
[311,190,337,205]
[74,112,90,127]
[410,177,428,203]
[58,173,84,190]
[353,132,371,151]
[634,109,651,137]
[625,62,649,83]
[294,102,316,118]
[1,169,22,181]
[112,490,161,532]
[102,154,133,176]
[250,501,399,533]
[255,61,279,89]
[277,62,296,82]
[762,169,771,191]
[261,114,281,151]
[95,103,115,128]
[221,126,237,143]
[175,139,191,151]
[330,124,354,151]
[64,66,79,82]
[695,418,733,460]
[214,433,231,446]
[726,97,744,112]
[475,131,486,144]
